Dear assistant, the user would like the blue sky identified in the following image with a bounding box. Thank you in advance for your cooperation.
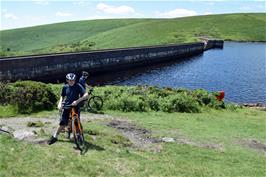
[1,0,265,30]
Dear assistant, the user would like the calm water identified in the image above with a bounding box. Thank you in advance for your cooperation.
[92,42,266,104]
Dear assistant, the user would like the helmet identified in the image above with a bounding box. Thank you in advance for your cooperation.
[66,73,76,80]
[82,71,89,77]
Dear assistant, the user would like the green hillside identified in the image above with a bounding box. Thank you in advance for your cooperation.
[0,13,265,57]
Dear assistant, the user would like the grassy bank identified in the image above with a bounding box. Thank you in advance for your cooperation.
[1,81,229,117]
[1,82,265,176]
[0,108,266,177]
[1,13,265,57]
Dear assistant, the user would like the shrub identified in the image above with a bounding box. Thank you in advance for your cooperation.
[107,94,149,112]
[192,89,212,105]
[160,92,201,113]
[0,82,13,105]
[147,94,160,111]
[10,81,57,113]
[94,85,229,113]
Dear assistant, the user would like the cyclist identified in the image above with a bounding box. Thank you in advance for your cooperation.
[79,71,91,90]
[48,73,88,145]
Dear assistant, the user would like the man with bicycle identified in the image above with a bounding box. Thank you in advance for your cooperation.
[48,73,88,145]
[79,71,91,90]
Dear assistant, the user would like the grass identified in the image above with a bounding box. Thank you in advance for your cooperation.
[0,108,265,177]
[0,105,58,118]
[1,13,265,57]
[0,105,18,118]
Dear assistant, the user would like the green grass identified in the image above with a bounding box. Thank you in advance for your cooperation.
[1,108,265,177]
[1,13,265,57]
[0,105,18,118]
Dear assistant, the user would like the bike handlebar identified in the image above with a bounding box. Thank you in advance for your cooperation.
[62,104,77,109]
[88,88,94,94]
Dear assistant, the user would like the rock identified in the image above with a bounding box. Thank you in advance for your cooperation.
[13,130,36,140]
[0,125,13,135]
[162,137,175,143]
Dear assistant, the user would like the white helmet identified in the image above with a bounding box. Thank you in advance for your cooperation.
[66,73,76,80]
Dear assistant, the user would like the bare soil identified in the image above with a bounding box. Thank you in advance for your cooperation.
[237,139,266,154]
[106,120,162,150]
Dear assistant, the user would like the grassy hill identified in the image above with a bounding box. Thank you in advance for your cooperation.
[0,13,265,57]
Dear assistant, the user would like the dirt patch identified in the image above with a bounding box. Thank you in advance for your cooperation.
[237,139,266,154]
[106,120,224,151]
[0,113,116,144]
[106,120,161,149]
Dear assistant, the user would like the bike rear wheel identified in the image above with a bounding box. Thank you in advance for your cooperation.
[88,96,103,111]
[72,118,85,150]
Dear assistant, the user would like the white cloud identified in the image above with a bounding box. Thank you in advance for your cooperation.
[4,13,19,20]
[32,0,49,5]
[73,1,91,6]
[96,3,135,15]
[1,9,19,20]
[56,12,73,17]
[156,8,197,18]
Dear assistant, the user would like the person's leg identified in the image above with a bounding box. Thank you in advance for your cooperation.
[53,125,65,138]
[48,109,70,144]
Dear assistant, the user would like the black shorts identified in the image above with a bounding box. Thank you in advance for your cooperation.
[59,107,80,126]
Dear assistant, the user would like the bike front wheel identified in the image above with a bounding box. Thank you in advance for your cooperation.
[72,119,85,150]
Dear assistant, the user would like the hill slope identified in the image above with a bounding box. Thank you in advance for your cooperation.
[0,13,265,57]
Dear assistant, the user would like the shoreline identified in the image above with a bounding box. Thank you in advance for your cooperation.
[223,40,266,43]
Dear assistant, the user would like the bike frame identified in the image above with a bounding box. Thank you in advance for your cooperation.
[69,107,83,135]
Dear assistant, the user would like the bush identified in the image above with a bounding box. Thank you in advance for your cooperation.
[147,94,160,111]
[105,94,149,112]
[192,89,211,105]
[93,85,229,113]
[10,81,57,114]
[160,92,201,113]
[0,82,13,105]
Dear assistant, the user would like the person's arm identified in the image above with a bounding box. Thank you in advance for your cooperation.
[58,85,66,109]
[85,83,93,90]
[71,93,88,106]
[57,96,63,110]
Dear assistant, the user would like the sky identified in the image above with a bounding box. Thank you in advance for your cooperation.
[0,0,265,30]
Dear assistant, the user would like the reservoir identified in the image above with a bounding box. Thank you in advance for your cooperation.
[92,42,266,104]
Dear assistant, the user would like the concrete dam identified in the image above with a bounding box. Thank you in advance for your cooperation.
[0,40,223,82]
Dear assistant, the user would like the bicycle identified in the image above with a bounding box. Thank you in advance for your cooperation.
[61,104,85,151]
[86,88,103,112]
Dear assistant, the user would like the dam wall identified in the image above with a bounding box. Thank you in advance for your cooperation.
[0,41,222,82]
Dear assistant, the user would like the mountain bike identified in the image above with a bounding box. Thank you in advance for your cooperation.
[86,88,103,112]
[62,104,85,150]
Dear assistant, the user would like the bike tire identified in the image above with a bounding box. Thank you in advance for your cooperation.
[72,118,85,150]
[88,96,103,111]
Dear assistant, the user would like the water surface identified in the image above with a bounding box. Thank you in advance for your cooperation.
[91,42,266,104]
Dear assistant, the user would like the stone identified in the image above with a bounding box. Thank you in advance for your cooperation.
[162,137,175,143]
[13,130,36,140]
